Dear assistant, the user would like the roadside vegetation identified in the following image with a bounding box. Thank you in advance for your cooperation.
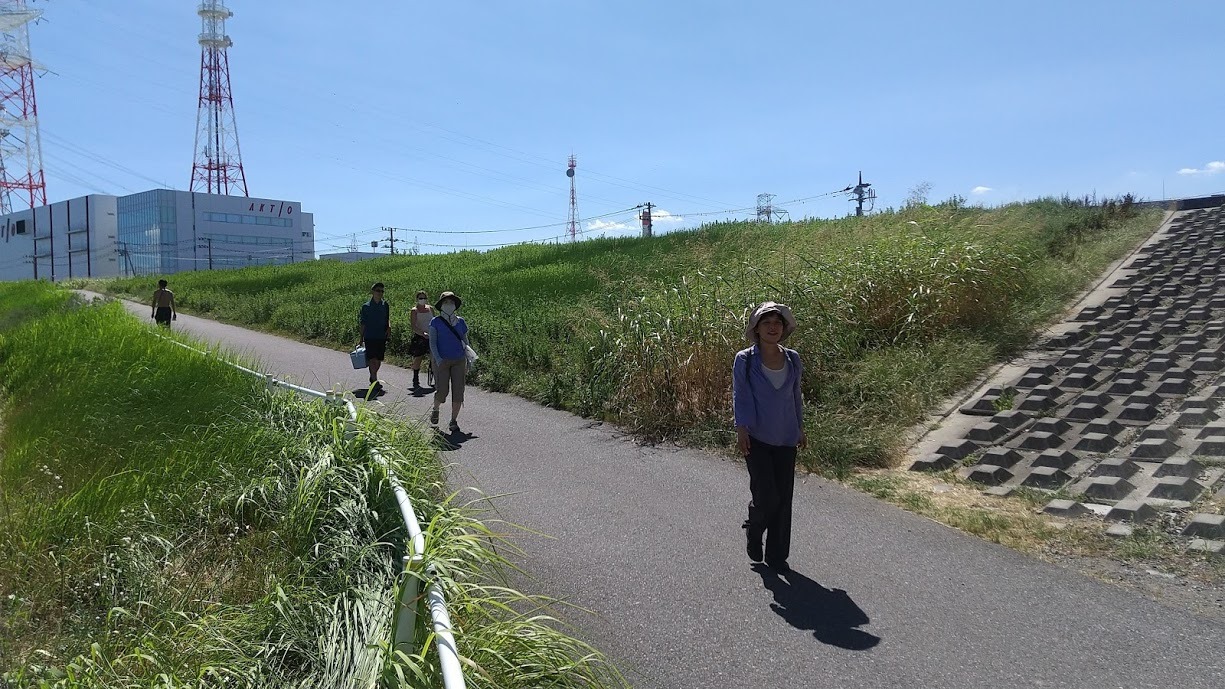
[0,283,621,688]
[100,197,1159,475]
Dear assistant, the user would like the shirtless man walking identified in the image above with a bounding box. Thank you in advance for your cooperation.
[151,279,177,329]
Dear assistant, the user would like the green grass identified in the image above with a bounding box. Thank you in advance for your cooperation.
[98,196,1159,474]
[0,283,622,688]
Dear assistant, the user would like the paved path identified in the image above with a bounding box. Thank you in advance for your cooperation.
[98,294,1224,689]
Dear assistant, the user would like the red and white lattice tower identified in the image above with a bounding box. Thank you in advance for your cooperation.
[566,154,578,241]
[0,0,47,214]
[190,0,248,196]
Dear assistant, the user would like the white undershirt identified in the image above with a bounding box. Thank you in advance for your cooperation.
[762,357,788,390]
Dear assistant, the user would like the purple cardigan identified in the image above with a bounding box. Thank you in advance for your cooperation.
[732,345,804,447]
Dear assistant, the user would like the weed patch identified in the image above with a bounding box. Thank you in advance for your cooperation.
[0,284,621,688]
[98,200,1158,472]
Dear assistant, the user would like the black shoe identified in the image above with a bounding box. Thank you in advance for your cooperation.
[765,559,790,573]
[743,522,763,563]
[412,376,420,389]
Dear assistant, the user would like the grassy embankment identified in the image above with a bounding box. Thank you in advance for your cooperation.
[0,283,621,688]
[102,198,1159,475]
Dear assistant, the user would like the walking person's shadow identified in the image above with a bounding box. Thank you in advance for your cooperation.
[434,427,475,451]
[753,564,881,651]
[350,386,387,400]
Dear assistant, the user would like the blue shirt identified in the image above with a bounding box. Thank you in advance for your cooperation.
[429,315,468,361]
[732,345,804,447]
[359,299,390,341]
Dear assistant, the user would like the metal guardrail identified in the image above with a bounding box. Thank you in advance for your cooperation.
[158,335,466,689]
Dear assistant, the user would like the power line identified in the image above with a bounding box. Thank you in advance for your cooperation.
[384,206,638,236]
[41,128,176,190]
[42,151,134,194]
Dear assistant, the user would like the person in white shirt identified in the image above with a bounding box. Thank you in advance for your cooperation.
[408,290,434,389]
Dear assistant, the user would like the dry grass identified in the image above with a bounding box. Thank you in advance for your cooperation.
[850,469,1225,588]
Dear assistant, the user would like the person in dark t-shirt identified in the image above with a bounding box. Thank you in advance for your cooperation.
[358,282,391,393]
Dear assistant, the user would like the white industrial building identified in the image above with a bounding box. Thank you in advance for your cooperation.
[0,189,314,281]
[319,250,383,263]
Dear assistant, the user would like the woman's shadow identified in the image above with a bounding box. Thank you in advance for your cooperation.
[753,564,881,651]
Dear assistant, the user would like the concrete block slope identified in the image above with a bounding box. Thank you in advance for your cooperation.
[910,206,1225,546]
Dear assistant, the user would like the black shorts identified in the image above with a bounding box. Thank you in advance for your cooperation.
[155,307,172,326]
[364,339,387,361]
[408,334,429,357]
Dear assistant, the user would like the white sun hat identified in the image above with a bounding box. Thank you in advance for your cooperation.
[744,301,797,343]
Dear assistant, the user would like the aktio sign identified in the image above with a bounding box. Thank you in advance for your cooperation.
[248,201,295,217]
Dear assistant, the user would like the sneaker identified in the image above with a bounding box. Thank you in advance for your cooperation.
[448,419,461,433]
[429,408,439,425]
[743,521,763,563]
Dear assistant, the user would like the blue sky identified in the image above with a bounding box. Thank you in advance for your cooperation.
[30,0,1225,253]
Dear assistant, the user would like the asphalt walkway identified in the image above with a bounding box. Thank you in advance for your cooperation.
[99,293,1225,689]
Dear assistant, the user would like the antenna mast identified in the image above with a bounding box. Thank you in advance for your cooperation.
[566,155,579,241]
[0,0,47,213]
[190,0,248,196]
[850,171,875,216]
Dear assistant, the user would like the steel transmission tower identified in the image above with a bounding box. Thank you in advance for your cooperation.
[0,0,46,214]
[190,0,248,196]
[566,155,578,241]
[755,193,790,224]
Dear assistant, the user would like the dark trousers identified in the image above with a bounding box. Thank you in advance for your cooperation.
[745,437,797,564]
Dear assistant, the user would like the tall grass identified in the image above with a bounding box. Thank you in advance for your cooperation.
[0,283,622,688]
[98,199,1159,473]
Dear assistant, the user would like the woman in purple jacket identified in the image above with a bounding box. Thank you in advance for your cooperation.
[732,301,806,572]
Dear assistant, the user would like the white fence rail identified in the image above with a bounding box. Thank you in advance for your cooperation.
[159,336,466,689]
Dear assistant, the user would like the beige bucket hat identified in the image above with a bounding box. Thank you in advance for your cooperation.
[435,291,463,310]
[744,301,796,343]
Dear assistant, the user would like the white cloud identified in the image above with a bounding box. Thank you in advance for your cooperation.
[586,219,631,232]
[1177,161,1225,176]
[651,208,685,224]
[971,186,992,195]
[584,208,685,235]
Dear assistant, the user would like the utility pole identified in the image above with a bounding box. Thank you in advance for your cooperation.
[850,171,875,217]
[198,237,213,270]
[640,202,653,238]
[117,242,135,277]
[374,226,402,255]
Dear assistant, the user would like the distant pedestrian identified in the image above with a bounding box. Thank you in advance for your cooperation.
[151,279,177,329]
[732,301,806,572]
[409,290,434,389]
[429,291,471,432]
[358,282,391,394]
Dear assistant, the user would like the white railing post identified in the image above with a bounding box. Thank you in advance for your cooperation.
[394,554,420,653]
[429,580,465,689]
